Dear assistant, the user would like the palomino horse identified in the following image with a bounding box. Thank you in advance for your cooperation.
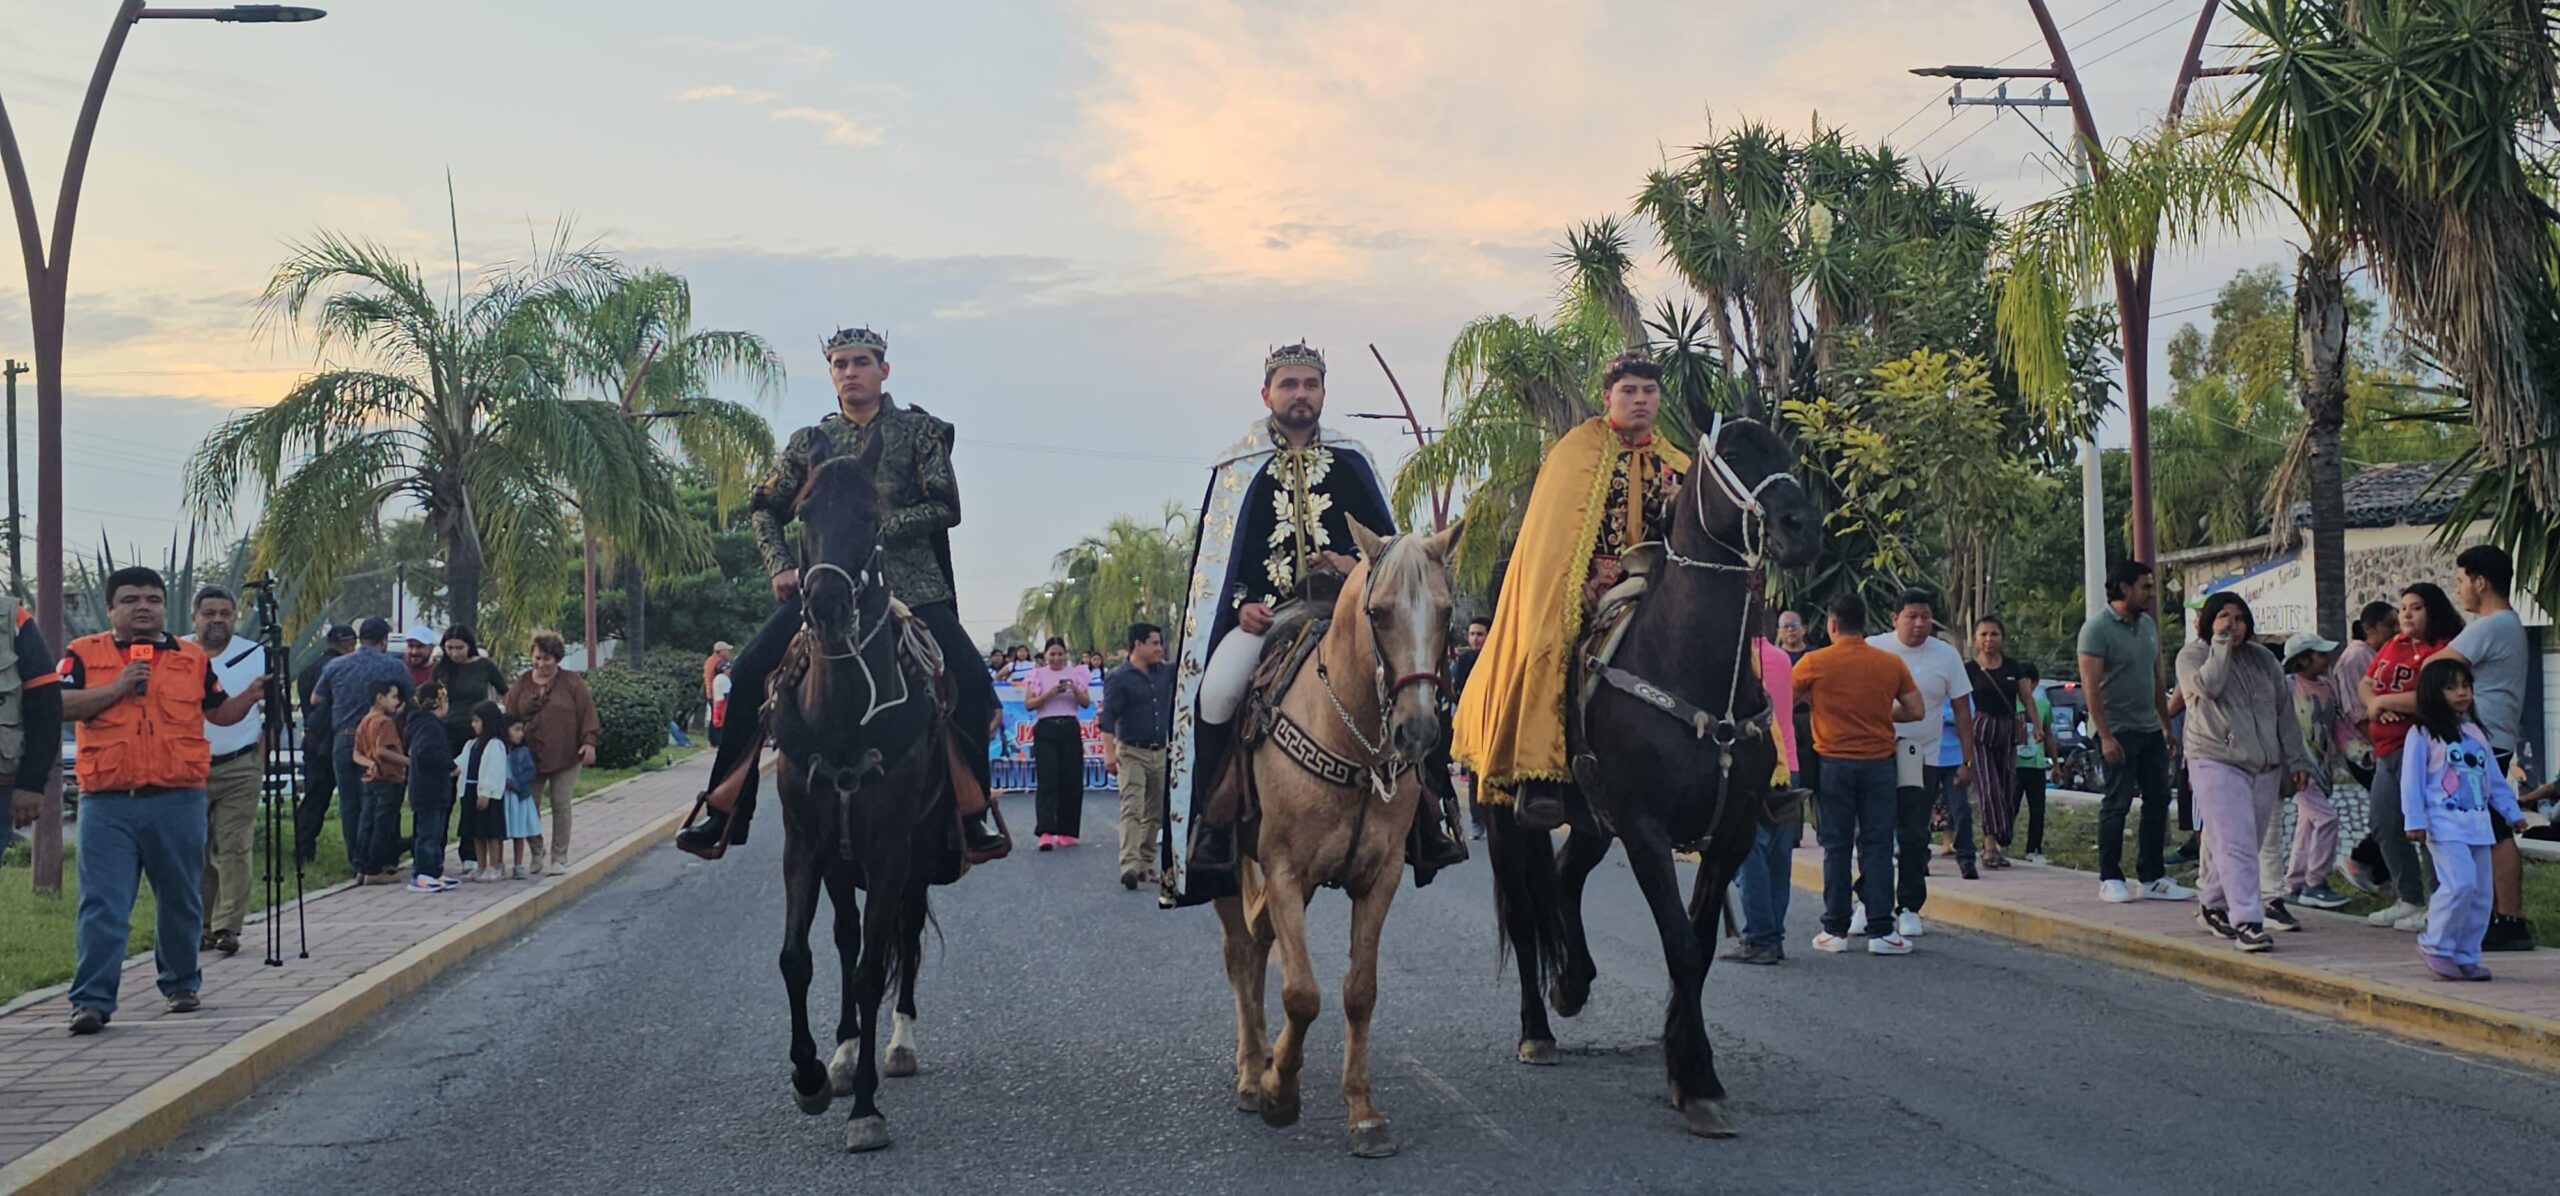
[1215,518,1461,1159]
[770,431,960,1153]
[1485,413,1821,1139]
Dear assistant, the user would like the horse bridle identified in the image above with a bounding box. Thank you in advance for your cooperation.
[1315,533,1442,801]
[1662,413,1800,576]
[793,457,911,724]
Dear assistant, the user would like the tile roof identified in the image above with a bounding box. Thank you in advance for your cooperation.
[2290,462,2474,529]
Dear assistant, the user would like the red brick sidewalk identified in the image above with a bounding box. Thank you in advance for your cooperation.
[0,756,704,1174]
[1787,845,2560,1058]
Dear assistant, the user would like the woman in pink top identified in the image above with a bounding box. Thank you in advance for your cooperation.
[1025,637,1093,848]
[1726,625,1803,966]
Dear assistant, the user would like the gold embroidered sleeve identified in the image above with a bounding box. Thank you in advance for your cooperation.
[752,427,814,578]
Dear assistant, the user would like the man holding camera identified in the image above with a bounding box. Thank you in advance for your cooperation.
[61,567,267,1034]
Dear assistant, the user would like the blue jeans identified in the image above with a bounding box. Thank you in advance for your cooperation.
[1735,815,1798,949]
[360,780,406,875]
[72,789,208,1014]
[333,731,367,871]
[1816,756,1897,937]
[411,790,452,880]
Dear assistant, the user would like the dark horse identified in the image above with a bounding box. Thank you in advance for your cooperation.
[770,430,961,1153]
[1485,412,1821,1139]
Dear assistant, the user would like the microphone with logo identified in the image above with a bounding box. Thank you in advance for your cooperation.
[127,641,154,696]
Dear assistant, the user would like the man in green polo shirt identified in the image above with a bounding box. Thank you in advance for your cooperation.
[2076,560,2194,905]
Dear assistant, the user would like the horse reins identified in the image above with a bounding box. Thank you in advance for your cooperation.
[794,460,911,724]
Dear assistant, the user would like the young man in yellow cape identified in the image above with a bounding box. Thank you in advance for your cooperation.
[1454,353,1689,830]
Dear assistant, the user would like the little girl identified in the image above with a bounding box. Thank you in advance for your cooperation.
[462,703,513,882]
[500,713,543,879]
[2399,657,2529,981]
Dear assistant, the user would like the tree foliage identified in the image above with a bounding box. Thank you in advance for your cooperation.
[1015,503,1195,655]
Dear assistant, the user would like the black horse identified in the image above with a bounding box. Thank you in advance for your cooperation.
[769,430,958,1153]
[1485,412,1821,1139]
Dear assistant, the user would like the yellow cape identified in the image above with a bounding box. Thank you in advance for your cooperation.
[1453,417,1690,803]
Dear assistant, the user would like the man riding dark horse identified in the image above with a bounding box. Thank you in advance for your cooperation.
[679,326,1008,862]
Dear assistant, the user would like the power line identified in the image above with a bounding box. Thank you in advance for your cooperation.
[2068,0,2185,65]
[2082,5,2204,70]
[1885,0,2137,146]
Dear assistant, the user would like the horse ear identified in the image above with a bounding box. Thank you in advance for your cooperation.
[1426,518,1464,561]
[1346,516,1387,562]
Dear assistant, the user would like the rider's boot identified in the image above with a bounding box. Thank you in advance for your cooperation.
[1512,780,1570,832]
[1408,804,1468,870]
[677,751,760,860]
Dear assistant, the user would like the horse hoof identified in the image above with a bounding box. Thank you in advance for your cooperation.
[792,1073,834,1117]
[844,1115,893,1153]
[1235,1085,1262,1114]
[1258,1094,1302,1129]
[1680,1098,1738,1140]
[884,1047,919,1079]
[1348,1118,1399,1158]
[828,1041,861,1097]
[1517,1040,1561,1066]
[1547,976,1590,1019]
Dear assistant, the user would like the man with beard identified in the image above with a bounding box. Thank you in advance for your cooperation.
[1161,342,1463,907]
[676,326,1006,862]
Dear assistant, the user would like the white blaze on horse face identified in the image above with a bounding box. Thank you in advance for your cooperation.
[1373,534,1451,763]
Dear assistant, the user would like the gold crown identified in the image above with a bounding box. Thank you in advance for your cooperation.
[822,326,888,355]
[1263,341,1326,379]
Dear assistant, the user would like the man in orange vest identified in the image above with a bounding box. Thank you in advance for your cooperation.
[61,566,267,1035]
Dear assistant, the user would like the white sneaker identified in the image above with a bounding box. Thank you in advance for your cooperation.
[1812,933,1850,954]
[2140,879,2195,901]
[1897,910,1925,938]
[2099,879,2137,903]
[2391,910,2429,933]
[458,861,480,878]
[1847,908,1869,936]
[2367,899,2425,927]
[2025,852,2049,865]
[1868,933,1913,955]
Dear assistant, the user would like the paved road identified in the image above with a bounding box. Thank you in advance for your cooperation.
[105,793,2560,1195]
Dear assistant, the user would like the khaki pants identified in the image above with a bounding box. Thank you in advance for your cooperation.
[200,751,263,936]
[531,767,578,868]
[1116,745,1166,882]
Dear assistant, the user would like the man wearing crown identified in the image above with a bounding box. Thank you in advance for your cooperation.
[1160,342,1465,907]
[1454,352,1690,832]
[678,326,1007,861]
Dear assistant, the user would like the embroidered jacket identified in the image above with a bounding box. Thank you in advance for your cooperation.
[750,396,961,607]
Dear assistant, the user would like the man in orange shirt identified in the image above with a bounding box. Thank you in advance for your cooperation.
[1791,591,1921,957]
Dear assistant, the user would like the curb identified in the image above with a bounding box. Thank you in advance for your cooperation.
[1786,856,2560,1073]
[0,765,701,1196]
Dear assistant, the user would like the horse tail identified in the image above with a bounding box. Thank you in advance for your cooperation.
[1485,799,1570,987]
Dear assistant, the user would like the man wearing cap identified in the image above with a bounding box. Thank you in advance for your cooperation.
[293,623,357,863]
[679,326,1007,862]
[2277,631,2354,911]
[401,626,437,691]
[310,618,414,877]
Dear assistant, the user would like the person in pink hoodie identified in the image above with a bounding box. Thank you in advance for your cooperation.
[1722,611,1804,966]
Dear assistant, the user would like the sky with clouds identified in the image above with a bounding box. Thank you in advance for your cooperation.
[3,0,2288,640]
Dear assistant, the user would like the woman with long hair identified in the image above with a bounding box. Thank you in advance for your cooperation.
[1023,637,1093,848]
[2359,582,2464,930]
[1966,617,2025,869]
[431,624,509,875]
[2176,594,2315,953]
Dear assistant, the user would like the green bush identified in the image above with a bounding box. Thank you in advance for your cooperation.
[587,665,678,770]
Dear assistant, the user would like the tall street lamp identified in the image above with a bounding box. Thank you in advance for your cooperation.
[0,2,327,893]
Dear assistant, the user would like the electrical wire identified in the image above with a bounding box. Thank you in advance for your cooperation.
[2082,5,2207,70]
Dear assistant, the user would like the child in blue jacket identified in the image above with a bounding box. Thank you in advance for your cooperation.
[2399,658,2529,980]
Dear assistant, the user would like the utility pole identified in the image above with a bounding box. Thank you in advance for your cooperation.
[1351,344,1449,531]
[1915,0,2229,575]
[3,358,22,598]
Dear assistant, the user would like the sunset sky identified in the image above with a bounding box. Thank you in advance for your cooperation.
[3,0,2284,639]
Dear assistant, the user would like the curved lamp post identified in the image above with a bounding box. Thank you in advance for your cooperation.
[0,2,326,893]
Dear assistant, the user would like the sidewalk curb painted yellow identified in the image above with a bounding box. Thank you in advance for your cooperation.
[0,763,703,1196]
[1788,856,2560,1072]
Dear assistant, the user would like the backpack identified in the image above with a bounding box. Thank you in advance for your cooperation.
[0,601,25,783]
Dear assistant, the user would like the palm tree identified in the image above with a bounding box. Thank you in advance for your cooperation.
[187,226,705,652]
[557,269,782,666]
[2227,0,2560,608]
[1017,504,1195,653]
